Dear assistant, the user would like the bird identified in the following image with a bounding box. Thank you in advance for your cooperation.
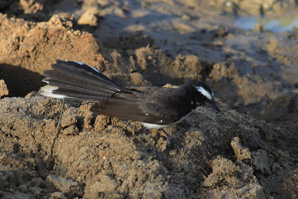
[40,60,220,158]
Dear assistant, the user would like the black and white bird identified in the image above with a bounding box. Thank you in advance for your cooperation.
[41,60,220,128]
[40,60,220,155]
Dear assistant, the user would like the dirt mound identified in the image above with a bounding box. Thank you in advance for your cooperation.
[0,97,297,198]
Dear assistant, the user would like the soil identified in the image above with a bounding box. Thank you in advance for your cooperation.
[0,0,297,198]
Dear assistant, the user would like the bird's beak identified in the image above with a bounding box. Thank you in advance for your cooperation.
[210,101,221,112]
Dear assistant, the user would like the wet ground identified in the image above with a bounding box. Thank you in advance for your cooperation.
[0,0,298,198]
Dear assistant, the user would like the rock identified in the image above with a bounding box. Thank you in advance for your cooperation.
[231,137,252,160]
[49,192,67,199]
[61,107,78,128]
[252,150,271,174]
[47,175,83,197]
[0,79,9,98]
[202,156,265,199]
[78,7,100,26]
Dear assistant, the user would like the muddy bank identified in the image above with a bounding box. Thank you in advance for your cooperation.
[0,96,297,198]
[0,0,298,198]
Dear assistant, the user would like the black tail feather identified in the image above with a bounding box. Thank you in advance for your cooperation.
[40,60,125,101]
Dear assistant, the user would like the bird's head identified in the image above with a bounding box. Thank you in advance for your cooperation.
[188,80,220,112]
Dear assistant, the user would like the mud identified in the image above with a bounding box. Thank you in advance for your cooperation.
[0,0,297,198]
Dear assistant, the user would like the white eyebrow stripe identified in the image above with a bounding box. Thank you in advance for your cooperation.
[195,86,213,100]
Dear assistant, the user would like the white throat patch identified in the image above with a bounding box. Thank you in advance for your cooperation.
[195,86,213,100]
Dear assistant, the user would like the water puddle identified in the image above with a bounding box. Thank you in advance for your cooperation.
[234,9,298,33]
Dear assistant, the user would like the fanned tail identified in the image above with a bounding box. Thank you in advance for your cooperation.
[40,60,124,101]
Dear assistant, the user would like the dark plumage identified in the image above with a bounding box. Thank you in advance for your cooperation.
[40,60,219,129]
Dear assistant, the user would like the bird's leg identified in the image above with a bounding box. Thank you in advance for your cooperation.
[56,98,65,134]
[145,132,161,160]
[50,98,65,155]
[139,129,161,160]
[161,129,183,150]
[129,125,160,159]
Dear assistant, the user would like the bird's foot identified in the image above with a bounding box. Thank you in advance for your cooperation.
[145,133,161,160]
[161,129,183,150]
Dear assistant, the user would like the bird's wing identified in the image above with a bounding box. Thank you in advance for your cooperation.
[137,87,187,124]
[91,87,184,124]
